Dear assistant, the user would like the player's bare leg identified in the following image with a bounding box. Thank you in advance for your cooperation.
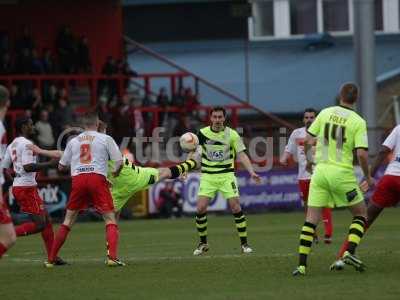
[293,206,322,276]
[193,196,210,256]
[103,211,125,266]
[0,223,16,259]
[228,197,252,254]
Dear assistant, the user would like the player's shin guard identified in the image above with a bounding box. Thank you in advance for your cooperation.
[195,213,207,244]
[0,243,8,259]
[337,222,369,258]
[169,159,197,179]
[298,222,316,267]
[346,216,366,255]
[233,211,248,245]
[41,221,54,258]
[106,223,119,260]
[49,224,70,262]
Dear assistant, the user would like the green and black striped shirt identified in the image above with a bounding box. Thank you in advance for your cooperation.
[198,126,245,174]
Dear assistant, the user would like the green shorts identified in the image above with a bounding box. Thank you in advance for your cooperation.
[198,172,239,200]
[111,166,159,211]
[308,163,364,208]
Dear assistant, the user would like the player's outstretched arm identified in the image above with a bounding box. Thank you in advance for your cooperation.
[23,160,58,172]
[26,144,63,159]
[238,151,261,184]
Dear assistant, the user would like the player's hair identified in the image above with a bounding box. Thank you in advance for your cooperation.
[15,117,31,134]
[340,82,359,104]
[0,85,9,109]
[304,108,317,115]
[210,106,226,117]
[81,111,99,127]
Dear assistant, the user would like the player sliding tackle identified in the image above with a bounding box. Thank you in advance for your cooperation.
[331,124,400,270]
[292,83,374,276]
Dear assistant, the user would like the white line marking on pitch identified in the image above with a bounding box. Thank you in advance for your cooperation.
[6,253,294,264]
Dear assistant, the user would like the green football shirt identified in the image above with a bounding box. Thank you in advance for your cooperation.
[107,158,136,188]
[307,105,368,169]
[198,126,246,174]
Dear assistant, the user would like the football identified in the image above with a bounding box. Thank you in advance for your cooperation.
[179,132,199,152]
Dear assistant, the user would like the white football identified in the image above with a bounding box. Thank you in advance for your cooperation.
[179,132,199,152]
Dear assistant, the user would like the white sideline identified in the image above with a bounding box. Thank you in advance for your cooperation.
[5,253,293,264]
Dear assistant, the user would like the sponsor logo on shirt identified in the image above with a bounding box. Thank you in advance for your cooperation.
[77,166,95,173]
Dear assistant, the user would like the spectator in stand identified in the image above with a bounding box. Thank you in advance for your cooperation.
[31,49,44,74]
[167,86,186,139]
[53,98,75,136]
[117,59,137,76]
[97,95,112,126]
[56,25,76,74]
[184,87,200,117]
[44,103,58,130]
[130,96,144,137]
[157,181,183,218]
[141,93,155,130]
[101,56,118,100]
[43,84,58,105]
[35,109,55,149]
[77,36,91,73]
[111,94,132,144]
[42,48,56,74]
[102,56,118,75]
[171,86,185,107]
[0,53,13,75]
[57,87,68,102]
[9,84,25,110]
[27,88,43,118]
[15,25,35,56]
[157,87,170,127]
[117,59,137,89]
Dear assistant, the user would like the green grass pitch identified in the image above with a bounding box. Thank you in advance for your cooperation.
[1,208,400,300]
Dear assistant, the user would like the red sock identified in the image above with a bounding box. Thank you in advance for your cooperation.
[322,208,333,237]
[106,223,119,260]
[15,222,40,236]
[49,224,70,262]
[41,222,54,259]
[337,239,349,258]
[0,243,8,259]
